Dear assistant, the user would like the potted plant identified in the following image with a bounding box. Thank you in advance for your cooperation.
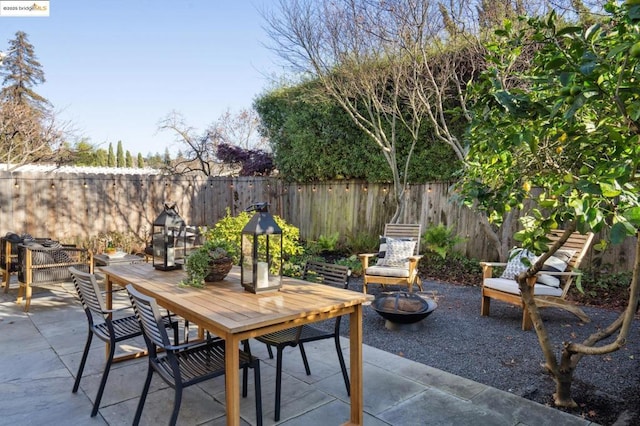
[182,239,239,288]
[105,241,117,255]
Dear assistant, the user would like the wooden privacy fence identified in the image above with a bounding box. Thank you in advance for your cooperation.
[0,170,635,272]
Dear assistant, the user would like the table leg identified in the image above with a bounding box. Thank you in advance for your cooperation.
[225,334,241,426]
[347,304,364,425]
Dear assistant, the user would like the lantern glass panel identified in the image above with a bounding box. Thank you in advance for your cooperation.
[241,232,282,293]
[152,203,186,271]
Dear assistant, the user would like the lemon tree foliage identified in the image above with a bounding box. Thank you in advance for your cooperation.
[459,1,640,408]
[462,3,640,248]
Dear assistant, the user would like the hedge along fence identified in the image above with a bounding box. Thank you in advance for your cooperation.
[0,169,635,272]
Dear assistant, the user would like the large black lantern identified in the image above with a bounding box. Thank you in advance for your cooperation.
[152,202,186,271]
[241,202,283,293]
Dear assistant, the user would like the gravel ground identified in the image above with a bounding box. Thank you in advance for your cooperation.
[333,277,640,426]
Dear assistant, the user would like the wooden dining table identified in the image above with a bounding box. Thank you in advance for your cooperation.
[99,262,371,426]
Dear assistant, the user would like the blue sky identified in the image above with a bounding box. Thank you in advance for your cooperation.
[0,1,282,157]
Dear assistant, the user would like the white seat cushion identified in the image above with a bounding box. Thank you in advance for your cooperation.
[365,265,411,278]
[484,278,563,297]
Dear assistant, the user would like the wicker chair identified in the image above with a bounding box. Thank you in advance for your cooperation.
[17,241,93,311]
[253,261,351,422]
[1,235,52,292]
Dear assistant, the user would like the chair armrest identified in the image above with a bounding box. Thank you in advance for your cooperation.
[358,253,376,269]
[480,262,507,280]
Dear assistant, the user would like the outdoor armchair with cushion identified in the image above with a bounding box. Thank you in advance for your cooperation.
[480,230,595,330]
[1,233,50,292]
[359,223,423,294]
[17,240,93,311]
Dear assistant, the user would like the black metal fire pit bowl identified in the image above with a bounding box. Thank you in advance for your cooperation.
[372,291,437,331]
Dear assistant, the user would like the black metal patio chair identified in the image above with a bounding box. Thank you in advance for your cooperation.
[254,260,351,421]
[126,284,263,426]
[69,267,178,417]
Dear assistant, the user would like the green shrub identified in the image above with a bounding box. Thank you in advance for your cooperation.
[282,253,324,278]
[203,208,305,273]
[335,255,364,277]
[80,231,145,254]
[344,231,380,254]
[182,249,211,288]
[418,252,482,286]
[317,232,340,252]
[421,224,465,259]
[570,269,632,305]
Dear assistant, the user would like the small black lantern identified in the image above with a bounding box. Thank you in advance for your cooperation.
[152,202,186,271]
[241,202,283,293]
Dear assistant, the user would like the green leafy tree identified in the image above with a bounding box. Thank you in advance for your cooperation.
[73,139,101,166]
[459,2,640,407]
[264,0,462,221]
[116,140,124,167]
[145,152,164,169]
[137,152,144,168]
[95,148,107,166]
[125,150,133,168]
[256,82,460,182]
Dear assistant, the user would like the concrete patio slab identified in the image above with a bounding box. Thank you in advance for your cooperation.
[0,282,596,426]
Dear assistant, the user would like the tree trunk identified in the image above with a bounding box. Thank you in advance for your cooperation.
[552,368,578,408]
[521,228,640,408]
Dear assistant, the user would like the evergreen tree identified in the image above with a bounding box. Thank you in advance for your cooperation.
[0,31,48,109]
[125,150,133,168]
[145,153,164,169]
[95,149,107,166]
[163,147,171,165]
[116,140,124,167]
[107,143,115,167]
[137,152,144,168]
[0,31,60,167]
[74,139,99,166]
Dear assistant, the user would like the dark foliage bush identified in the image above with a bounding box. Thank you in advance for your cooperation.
[418,253,483,286]
[216,142,274,176]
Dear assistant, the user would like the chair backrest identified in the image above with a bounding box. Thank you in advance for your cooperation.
[126,284,172,353]
[384,223,422,255]
[303,261,350,289]
[69,267,107,317]
[302,261,350,333]
[545,230,594,297]
[546,230,594,271]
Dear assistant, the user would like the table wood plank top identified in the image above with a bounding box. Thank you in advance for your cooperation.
[100,262,370,335]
